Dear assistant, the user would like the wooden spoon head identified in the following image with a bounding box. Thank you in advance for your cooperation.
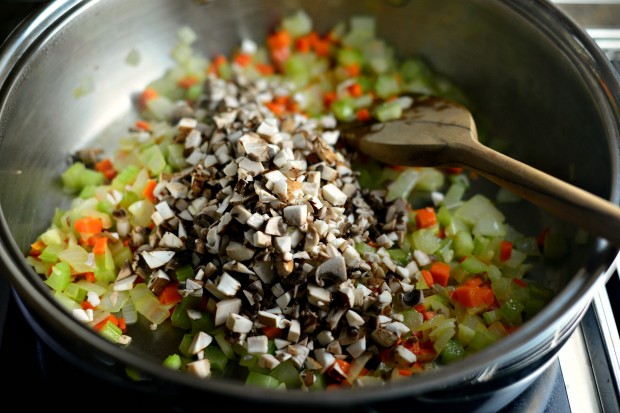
[342,96,478,167]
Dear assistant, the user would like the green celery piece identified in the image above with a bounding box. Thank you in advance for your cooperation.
[387,248,410,266]
[61,162,87,193]
[80,169,105,188]
[281,9,312,37]
[179,333,194,357]
[40,228,63,246]
[460,256,488,274]
[175,264,195,282]
[271,360,303,388]
[112,165,140,190]
[468,329,497,351]
[63,282,87,303]
[374,100,402,122]
[454,230,474,258]
[499,298,524,323]
[440,339,465,364]
[163,354,182,370]
[245,371,280,389]
[482,309,502,325]
[411,228,441,254]
[191,312,215,335]
[337,47,363,67]
[171,299,192,330]
[374,73,400,99]
[386,168,419,202]
[214,332,235,359]
[100,320,122,343]
[203,345,229,371]
[39,244,64,263]
[139,145,167,176]
[331,98,356,122]
[45,261,72,291]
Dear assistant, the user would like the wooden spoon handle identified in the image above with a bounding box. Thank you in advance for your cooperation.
[459,142,620,246]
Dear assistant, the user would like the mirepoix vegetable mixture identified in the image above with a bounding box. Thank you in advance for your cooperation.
[26,10,569,389]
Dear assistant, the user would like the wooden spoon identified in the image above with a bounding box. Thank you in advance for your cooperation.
[342,96,620,246]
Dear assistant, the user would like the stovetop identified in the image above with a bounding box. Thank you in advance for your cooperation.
[0,1,619,412]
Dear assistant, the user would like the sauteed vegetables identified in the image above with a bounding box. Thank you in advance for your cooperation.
[26,11,563,389]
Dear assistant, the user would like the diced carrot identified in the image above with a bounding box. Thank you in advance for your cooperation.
[29,240,46,257]
[323,91,337,108]
[512,278,527,288]
[454,285,495,308]
[347,83,363,97]
[356,108,371,122]
[81,300,95,310]
[95,158,117,180]
[414,303,426,313]
[94,314,119,331]
[334,358,350,374]
[143,179,157,202]
[177,75,200,89]
[415,207,437,229]
[267,30,292,50]
[234,53,252,67]
[74,217,103,235]
[423,311,436,321]
[443,167,464,175]
[208,55,228,74]
[117,317,126,332]
[265,101,285,117]
[295,35,311,53]
[92,237,108,255]
[499,240,512,261]
[135,120,151,131]
[430,261,451,287]
[344,63,360,77]
[270,47,290,66]
[255,63,274,76]
[262,326,283,339]
[463,276,484,287]
[312,38,331,57]
[398,369,414,377]
[420,269,434,288]
[159,283,182,305]
[138,87,158,110]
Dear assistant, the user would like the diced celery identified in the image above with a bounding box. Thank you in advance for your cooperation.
[128,199,155,227]
[54,291,82,310]
[437,206,452,227]
[166,143,187,171]
[45,261,72,292]
[112,165,140,190]
[76,280,107,296]
[192,312,215,335]
[374,100,402,122]
[460,256,488,274]
[245,371,280,389]
[468,328,497,351]
[440,339,465,364]
[374,74,400,99]
[175,264,195,282]
[163,353,182,370]
[130,284,171,324]
[455,194,505,227]
[281,9,312,38]
[63,282,87,303]
[457,324,476,346]
[98,290,128,313]
[61,162,87,193]
[179,333,194,357]
[386,168,419,202]
[432,326,456,354]
[100,320,123,343]
[337,47,363,67]
[387,248,410,266]
[139,145,167,176]
[39,244,64,263]
[401,309,424,331]
[171,300,192,330]
[499,298,524,324]
[416,168,445,192]
[482,309,502,325]
[214,332,235,359]
[331,98,356,122]
[454,230,474,258]
[41,228,63,246]
[203,345,229,372]
[443,183,467,209]
[271,359,303,388]
[411,228,441,254]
